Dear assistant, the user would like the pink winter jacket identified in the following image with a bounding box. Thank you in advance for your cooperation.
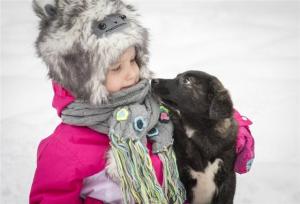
[29,82,163,204]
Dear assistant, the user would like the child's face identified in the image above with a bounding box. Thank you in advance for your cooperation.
[105,46,140,93]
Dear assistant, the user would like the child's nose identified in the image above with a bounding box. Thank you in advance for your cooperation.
[126,65,137,80]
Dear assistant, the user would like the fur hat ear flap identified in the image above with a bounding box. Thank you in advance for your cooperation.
[33,0,58,20]
[209,90,233,120]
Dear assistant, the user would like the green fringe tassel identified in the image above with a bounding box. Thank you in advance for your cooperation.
[159,147,186,204]
[109,132,168,204]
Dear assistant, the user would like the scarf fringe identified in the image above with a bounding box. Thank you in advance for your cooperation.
[110,133,168,204]
[159,148,186,204]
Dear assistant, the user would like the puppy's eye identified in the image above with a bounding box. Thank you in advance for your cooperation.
[182,78,191,85]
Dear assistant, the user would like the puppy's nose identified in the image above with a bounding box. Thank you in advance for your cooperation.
[151,79,160,85]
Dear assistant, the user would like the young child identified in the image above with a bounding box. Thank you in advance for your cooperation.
[30,0,185,203]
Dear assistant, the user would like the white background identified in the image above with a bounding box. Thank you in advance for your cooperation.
[1,0,300,203]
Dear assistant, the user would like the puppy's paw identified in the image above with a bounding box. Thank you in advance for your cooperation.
[105,149,120,184]
[216,158,224,168]
[213,158,224,173]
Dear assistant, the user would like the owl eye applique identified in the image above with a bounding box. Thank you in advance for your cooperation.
[133,116,146,132]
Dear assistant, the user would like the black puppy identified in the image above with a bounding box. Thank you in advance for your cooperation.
[151,71,237,204]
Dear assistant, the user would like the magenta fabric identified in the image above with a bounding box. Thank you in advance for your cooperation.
[30,82,254,204]
[233,110,255,174]
[29,82,163,204]
[51,81,75,117]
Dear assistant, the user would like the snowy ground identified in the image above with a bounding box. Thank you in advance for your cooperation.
[1,0,300,203]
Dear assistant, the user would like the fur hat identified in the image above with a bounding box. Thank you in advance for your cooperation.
[33,0,152,104]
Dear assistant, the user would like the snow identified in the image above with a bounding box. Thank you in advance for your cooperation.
[1,0,300,203]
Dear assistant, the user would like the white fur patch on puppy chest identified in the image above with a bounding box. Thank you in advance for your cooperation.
[190,158,223,204]
[184,125,196,138]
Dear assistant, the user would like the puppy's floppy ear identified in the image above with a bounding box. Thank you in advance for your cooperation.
[209,90,233,120]
[33,0,58,20]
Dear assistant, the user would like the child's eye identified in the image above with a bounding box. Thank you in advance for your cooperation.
[130,58,136,64]
[112,66,121,72]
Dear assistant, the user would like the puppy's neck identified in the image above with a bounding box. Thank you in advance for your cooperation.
[215,118,232,136]
[182,114,233,134]
[182,115,215,130]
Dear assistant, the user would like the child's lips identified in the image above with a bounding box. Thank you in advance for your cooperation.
[122,84,134,90]
[122,80,139,90]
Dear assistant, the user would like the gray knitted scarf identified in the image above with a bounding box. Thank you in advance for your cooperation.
[61,79,186,204]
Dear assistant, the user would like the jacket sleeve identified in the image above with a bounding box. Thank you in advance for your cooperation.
[233,110,255,174]
[29,137,85,204]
